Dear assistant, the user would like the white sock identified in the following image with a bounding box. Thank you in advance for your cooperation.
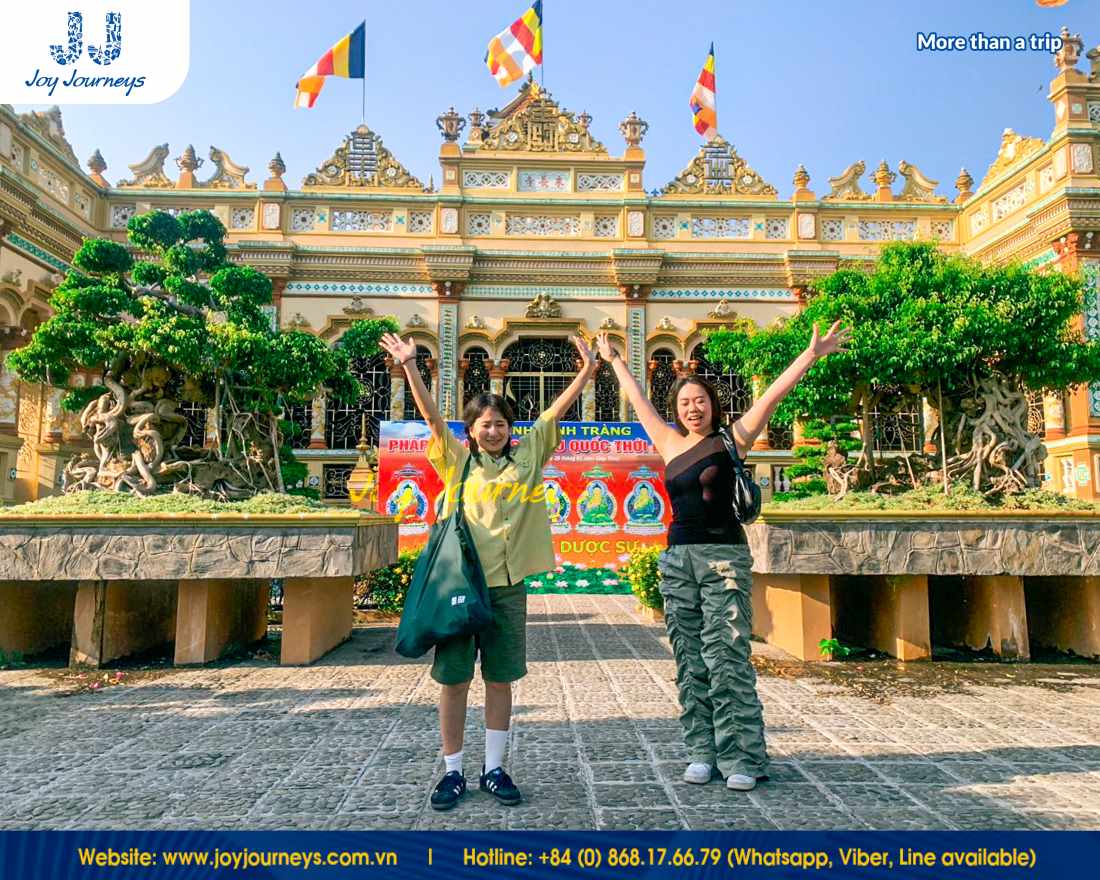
[484,728,509,774]
[444,750,463,775]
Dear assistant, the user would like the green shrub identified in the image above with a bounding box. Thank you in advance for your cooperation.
[355,549,421,613]
[621,545,663,611]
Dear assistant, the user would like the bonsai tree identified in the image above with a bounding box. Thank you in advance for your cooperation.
[707,242,1100,496]
[5,209,396,499]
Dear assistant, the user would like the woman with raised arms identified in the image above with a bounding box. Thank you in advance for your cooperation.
[594,323,848,792]
[379,332,597,811]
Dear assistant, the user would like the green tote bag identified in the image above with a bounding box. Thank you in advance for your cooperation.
[395,453,493,658]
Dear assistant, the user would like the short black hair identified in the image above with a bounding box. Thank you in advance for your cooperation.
[462,393,517,460]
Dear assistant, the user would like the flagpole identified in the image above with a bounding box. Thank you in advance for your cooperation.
[539,0,545,88]
[712,43,718,137]
[361,24,367,122]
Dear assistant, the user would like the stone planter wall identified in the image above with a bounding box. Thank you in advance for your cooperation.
[744,514,1100,662]
[0,513,398,667]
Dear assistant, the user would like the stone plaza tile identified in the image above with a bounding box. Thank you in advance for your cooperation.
[1,596,1098,832]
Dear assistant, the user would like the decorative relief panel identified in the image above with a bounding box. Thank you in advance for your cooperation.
[291,208,318,232]
[797,214,815,239]
[765,218,788,240]
[463,170,509,189]
[331,210,392,232]
[1072,142,1095,174]
[821,218,844,241]
[230,207,255,230]
[1090,102,1100,123]
[74,190,91,218]
[577,173,623,192]
[1054,149,1067,179]
[857,219,916,241]
[110,204,136,229]
[466,212,491,235]
[691,216,750,239]
[1039,164,1056,193]
[262,203,281,230]
[441,207,458,234]
[11,141,25,170]
[1083,260,1100,417]
[652,216,676,240]
[930,219,954,239]
[627,210,644,237]
[991,180,1034,222]
[593,216,619,238]
[408,210,433,233]
[970,207,989,235]
[38,165,70,204]
[505,214,580,236]
[517,170,570,192]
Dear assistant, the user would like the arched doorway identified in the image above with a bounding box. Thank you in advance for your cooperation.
[501,338,581,421]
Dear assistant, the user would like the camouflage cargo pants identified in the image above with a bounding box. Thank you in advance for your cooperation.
[657,543,769,779]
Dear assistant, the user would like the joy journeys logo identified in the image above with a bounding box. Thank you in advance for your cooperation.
[1,1,189,104]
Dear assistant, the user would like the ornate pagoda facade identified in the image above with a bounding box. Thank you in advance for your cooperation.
[2,28,1100,505]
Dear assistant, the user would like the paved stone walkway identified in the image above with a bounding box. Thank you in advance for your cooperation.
[1,595,1098,830]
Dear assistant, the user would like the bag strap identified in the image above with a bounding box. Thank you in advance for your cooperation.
[717,426,750,477]
[454,451,474,517]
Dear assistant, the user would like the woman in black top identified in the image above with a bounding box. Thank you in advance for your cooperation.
[596,324,848,792]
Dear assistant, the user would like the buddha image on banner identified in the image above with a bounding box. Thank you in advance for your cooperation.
[376,420,671,567]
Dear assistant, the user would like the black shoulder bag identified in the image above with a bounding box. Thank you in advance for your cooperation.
[395,452,493,658]
[717,426,762,525]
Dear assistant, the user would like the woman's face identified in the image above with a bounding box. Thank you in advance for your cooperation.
[471,407,511,455]
[676,382,713,436]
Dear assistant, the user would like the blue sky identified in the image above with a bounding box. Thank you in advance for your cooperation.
[14,0,1096,198]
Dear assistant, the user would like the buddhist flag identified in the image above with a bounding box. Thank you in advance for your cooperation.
[1035,0,1068,7]
[295,21,366,109]
[485,1,543,87]
[689,43,717,140]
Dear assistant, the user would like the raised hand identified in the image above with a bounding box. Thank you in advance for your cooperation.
[571,334,597,377]
[594,332,620,363]
[808,320,851,359]
[378,332,417,365]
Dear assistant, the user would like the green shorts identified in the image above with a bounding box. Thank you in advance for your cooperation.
[430,583,528,685]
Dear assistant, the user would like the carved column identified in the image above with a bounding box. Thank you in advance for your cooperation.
[622,285,649,422]
[436,293,460,419]
[457,358,469,417]
[921,396,939,453]
[309,394,327,449]
[271,278,287,328]
[1043,392,1067,441]
[43,387,65,443]
[489,359,508,397]
[751,376,771,451]
[0,344,19,433]
[388,357,405,421]
[205,406,218,447]
[62,374,86,443]
[427,357,440,412]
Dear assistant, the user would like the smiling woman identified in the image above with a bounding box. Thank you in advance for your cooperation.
[377,330,597,812]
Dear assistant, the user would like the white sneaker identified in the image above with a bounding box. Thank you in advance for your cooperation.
[683,762,716,784]
[726,773,757,791]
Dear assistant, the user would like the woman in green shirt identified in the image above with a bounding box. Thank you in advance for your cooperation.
[379,332,596,811]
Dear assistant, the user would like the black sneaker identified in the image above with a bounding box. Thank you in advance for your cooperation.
[430,771,467,811]
[479,765,522,805]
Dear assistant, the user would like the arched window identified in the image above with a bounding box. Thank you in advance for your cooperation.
[284,402,312,449]
[402,345,434,421]
[462,346,490,407]
[689,343,751,425]
[501,338,581,421]
[869,388,923,453]
[648,349,677,422]
[325,350,391,449]
[594,358,620,422]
